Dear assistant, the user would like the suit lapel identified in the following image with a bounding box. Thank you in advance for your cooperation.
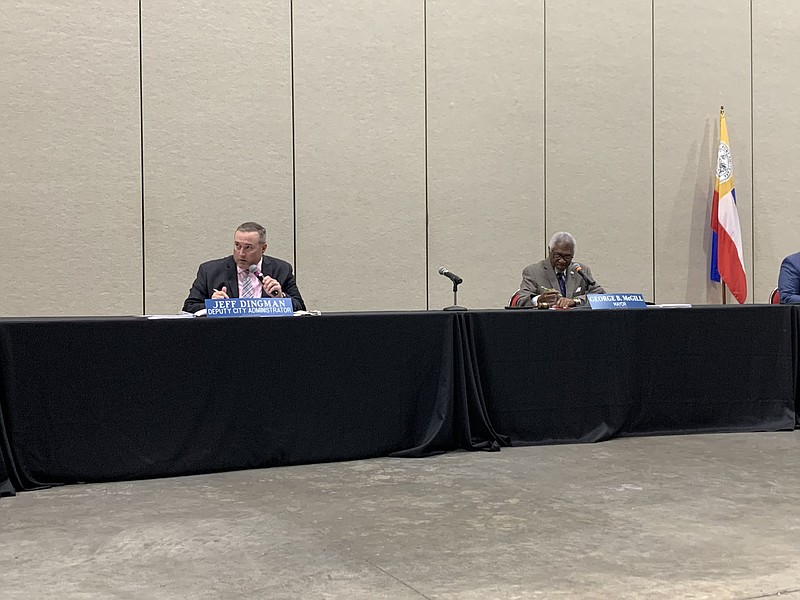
[543,262,560,293]
[225,256,239,298]
[566,266,581,297]
[258,255,270,298]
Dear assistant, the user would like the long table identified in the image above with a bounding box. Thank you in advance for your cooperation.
[467,306,798,443]
[1,306,798,497]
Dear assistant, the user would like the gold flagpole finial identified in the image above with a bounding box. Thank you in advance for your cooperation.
[720,105,725,115]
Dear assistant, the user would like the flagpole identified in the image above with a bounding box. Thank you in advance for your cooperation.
[719,106,728,305]
[719,106,727,306]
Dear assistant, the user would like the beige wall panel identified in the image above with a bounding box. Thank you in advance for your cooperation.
[654,1,752,305]
[0,1,142,316]
[142,1,293,314]
[427,0,544,310]
[753,2,800,301]
[546,0,653,300]
[293,1,425,312]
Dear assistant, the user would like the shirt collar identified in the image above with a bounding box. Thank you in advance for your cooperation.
[237,258,263,277]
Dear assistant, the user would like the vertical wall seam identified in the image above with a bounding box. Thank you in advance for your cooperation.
[651,0,656,303]
[750,0,755,302]
[290,1,298,271]
[424,0,429,310]
[542,0,547,255]
[139,0,146,314]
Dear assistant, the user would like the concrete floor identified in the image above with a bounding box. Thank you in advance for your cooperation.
[2,432,800,600]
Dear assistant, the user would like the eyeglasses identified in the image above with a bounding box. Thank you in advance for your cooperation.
[551,252,573,261]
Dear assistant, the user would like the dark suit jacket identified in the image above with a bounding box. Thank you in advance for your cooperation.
[778,252,800,304]
[513,259,605,307]
[182,255,306,313]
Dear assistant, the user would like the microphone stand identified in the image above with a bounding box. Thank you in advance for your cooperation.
[443,280,467,311]
[576,269,594,308]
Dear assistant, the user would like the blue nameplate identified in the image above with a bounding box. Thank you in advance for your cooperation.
[587,293,647,310]
[204,297,294,318]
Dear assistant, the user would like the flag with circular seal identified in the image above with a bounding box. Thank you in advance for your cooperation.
[709,107,747,303]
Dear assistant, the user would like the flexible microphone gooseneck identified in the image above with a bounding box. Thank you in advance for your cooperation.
[438,267,463,285]
[573,263,596,287]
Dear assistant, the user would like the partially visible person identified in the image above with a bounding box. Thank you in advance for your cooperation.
[509,231,605,308]
[182,221,305,313]
[778,251,800,304]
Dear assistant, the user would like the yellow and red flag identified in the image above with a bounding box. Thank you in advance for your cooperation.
[710,107,747,303]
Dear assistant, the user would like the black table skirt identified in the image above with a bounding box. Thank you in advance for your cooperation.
[0,453,12,497]
[467,306,797,445]
[1,306,797,497]
[0,313,502,493]
[794,304,800,426]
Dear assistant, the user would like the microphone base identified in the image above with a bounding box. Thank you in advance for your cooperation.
[443,305,468,311]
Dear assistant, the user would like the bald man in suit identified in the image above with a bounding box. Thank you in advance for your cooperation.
[182,221,305,313]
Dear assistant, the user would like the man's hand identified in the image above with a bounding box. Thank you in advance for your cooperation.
[261,276,284,298]
[212,286,229,299]
[538,290,560,306]
[554,297,577,309]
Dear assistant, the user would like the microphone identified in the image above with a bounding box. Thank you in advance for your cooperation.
[573,263,596,287]
[438,267,463,285]
[248,264,281,296]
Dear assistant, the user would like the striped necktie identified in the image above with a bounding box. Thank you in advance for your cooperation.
[557,272,567,297]
[240,271,254,298]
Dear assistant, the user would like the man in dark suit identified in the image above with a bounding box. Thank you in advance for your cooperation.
[778,251,800,304]
[509,231,604,308]
[182,221,305,313]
